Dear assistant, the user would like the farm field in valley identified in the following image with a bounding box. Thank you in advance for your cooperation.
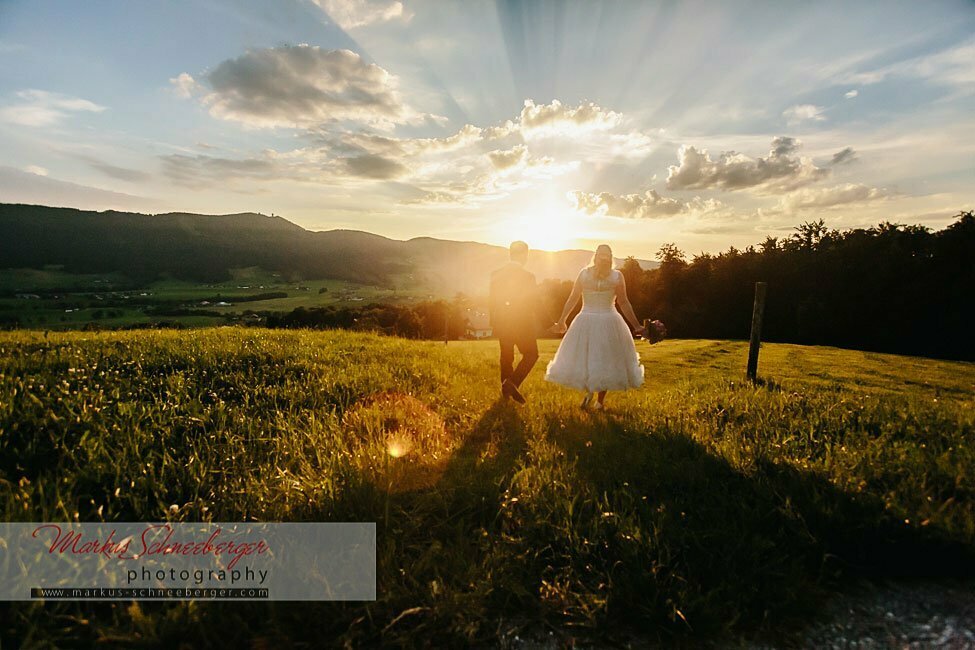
[0,267,437,330]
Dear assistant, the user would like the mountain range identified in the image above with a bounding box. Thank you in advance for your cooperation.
[0,203,656,294]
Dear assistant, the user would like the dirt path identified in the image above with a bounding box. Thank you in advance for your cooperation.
[503,580,975,648]
[779,579,975,649]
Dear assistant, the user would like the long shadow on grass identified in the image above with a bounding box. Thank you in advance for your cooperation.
[532,410,975,642]
[436,398,528,500]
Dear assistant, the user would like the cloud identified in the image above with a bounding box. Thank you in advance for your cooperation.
[830,147,857,165]
[484,120,517,140]
[401,159,577,207]
[169,73,200,99]
[779,183,891,212]
[0,165,160,211]
[164,77,649,205]
[487,144,527,170]
[160,124,497,190]
[482,144,577,181]
[78,156,152,183]
[310,0,411,30]
[782,104,826,125]
[168,48,654,202]
[324,123,486,158]
[838,39,975,89]
[160,152,299,188]
[339,154,408,179]
[666,138,830,194]
[896,40,975,87]
[400,190,461,205]
[770,136,800,156]
[177,45,426,129]
[160,144,416,188]
[844,89,859,98]
[519,99,621,135]
[569,189,725,220]
[570,189,686,219]
[604,131,656,159]
[410,124,486,152]
[396,143,580,205]
[0,89,105,127]
[24,165,48,176]
[398,175,500,206]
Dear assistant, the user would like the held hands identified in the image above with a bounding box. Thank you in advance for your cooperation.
[552,320,568,334]
[632,324,648,338]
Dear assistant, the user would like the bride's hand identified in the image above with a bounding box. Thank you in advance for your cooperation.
[632,324,647,337]
[555,320,567,334]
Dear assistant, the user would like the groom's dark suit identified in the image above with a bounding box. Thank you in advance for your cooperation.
[489,261,539,389]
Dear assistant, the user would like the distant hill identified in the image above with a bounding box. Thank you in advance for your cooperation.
[0,203,656,294]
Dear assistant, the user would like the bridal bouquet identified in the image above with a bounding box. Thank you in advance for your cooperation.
[642,319,667,344]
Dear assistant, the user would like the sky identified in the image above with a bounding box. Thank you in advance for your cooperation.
[1,0,973,257]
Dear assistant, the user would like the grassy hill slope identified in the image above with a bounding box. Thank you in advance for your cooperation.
[1,331,972,646]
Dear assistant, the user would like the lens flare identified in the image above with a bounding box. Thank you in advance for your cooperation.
[342,392,452,492]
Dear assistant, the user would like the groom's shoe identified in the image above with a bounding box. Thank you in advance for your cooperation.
[502,379,527,405]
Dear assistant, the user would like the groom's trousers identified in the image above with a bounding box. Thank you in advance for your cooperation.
[499,332,538,388]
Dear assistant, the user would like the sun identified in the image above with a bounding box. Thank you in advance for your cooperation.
[501,198,586,252]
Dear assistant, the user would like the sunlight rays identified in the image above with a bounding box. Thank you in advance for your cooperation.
[3,0,973,258]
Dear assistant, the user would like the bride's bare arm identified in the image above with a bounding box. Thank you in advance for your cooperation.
[555,274,583,330]
[615,273,644,332]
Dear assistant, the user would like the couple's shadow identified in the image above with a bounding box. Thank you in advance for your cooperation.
[438,400,975,585]
[435,401,975,633]
[551,408,975,574]
[529,408,975,637]
[436,398,529,503]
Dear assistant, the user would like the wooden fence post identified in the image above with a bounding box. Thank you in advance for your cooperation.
[746,282,767,381]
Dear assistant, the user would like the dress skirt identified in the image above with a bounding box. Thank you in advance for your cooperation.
[544,309,644,392]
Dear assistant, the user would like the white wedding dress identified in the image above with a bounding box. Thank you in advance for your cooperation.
[544,268,644,392]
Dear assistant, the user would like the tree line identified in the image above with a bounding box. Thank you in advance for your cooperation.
[591,211,972,360]
[264,300,470,340]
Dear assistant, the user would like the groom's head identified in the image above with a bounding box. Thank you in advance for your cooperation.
[509,241,529,265]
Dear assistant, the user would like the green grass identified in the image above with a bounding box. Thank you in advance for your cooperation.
[0,331,973,647]
[188,280,413,314]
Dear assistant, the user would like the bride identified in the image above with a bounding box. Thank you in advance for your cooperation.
[545,244,646,410]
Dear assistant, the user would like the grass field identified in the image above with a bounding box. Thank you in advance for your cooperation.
[1,330,973,646]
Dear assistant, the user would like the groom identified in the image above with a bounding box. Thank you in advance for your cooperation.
[489,241,539,404]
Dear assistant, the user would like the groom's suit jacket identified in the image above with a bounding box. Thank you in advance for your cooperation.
[489,262,538,340]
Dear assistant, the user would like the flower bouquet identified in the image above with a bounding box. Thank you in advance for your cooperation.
[640,319,667,344]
